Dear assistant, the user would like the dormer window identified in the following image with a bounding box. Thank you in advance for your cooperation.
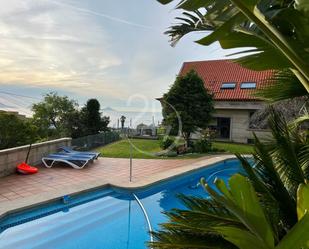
[221,82,236,89]
[241,82,256,89]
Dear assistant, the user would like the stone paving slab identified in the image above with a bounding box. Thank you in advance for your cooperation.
[0,155,235,217]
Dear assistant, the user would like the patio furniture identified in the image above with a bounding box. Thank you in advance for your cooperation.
[42,154,92,169]
[59,146,101,159]
[52,151,96,161]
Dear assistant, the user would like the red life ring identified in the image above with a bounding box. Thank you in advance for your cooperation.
[17,162,38,175]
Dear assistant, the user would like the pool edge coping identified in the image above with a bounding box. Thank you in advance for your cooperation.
[0,154,242,218]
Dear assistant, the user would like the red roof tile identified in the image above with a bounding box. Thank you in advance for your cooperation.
[180,59,273,101]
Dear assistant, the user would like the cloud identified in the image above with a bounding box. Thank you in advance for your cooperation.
[49,0,157,30]
[0,94,34,116]
[0,0,126,98]
[0,0,237,114]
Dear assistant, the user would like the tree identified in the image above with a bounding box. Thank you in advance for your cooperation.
[162,70,214,146]
[32,92,78,138]
[120,115,126,129]
[150,109,309,248]
[80,99,110,136]
[81,99,101,135]
[65,110,84,139]
[157,0,309,101]
[0,113,38,150]
[101,116,110,132]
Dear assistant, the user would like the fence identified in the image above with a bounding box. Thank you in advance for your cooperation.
[71,131,120,151]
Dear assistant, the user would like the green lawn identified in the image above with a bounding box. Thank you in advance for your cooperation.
[96,139,161,159]
[96,139,254,159]
[213,142,254,154]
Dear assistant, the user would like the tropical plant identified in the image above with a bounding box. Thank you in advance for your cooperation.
[193,138,212,153]
[150,109,309,248]
[157,0,309,101]
[162,70,214,146]
[193,128,213,153]
[152,175,309,249]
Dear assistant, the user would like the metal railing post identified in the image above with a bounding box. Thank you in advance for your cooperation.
[132,193,154,244]
[129,141,133,182]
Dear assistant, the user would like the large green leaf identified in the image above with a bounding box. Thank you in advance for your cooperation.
[290,115,309,130]
[229,0,309,90]
[275,181,309,248]
[203,174,275,248]
[157,0,309,93]
[295,0,309,15]
[275,213,309,249]
[255,70,306,101]
[297,181,309,220]
[233,49,290,70]
[196,13,246,46]
[216,227,271,249]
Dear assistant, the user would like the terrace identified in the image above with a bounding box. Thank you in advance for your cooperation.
[0,154,234,218]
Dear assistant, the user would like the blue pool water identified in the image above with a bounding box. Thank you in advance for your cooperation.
[0,159,244,249]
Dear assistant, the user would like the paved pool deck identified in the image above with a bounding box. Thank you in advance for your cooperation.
[0,155,235,217]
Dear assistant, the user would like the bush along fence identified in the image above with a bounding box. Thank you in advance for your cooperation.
[71,131,120,151]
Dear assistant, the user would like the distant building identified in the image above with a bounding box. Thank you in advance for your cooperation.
[158,59,273,144]
[136,123,156,136]
[0,110,27,120]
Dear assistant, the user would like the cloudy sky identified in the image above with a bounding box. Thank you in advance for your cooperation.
[0,0,237,115]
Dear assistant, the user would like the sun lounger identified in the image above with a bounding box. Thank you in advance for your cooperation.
[59,146,101,159]
[50,152,96,161]
[42,154,92,169]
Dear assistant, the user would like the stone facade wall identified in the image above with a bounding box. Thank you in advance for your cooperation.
[0,138,72,177]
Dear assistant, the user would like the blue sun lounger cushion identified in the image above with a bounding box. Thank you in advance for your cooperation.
[59,146,101,159]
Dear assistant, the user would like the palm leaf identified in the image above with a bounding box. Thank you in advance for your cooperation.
[165,10,214,46]
[202,174,275,248]
[255,70,307,101]
[150,195,240,249]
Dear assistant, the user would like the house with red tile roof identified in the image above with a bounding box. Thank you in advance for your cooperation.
[159,59,272,143]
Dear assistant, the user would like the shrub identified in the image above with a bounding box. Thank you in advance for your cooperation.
[159,136,175,149]
[193,139,212,153]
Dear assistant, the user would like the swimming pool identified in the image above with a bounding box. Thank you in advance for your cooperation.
[0,159,244,249]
